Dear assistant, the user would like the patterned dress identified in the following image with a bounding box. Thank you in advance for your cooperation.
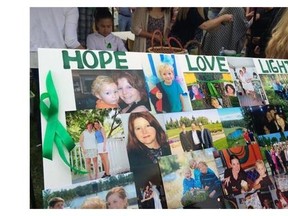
[146,15,164,50]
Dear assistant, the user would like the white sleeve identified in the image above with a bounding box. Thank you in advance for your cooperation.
[64,7,81,48]
[86,34,95,50]
[117,37,127,52]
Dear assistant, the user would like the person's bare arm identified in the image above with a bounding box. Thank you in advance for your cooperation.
[101,127,107,152]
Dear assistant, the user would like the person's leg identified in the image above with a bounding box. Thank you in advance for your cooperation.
[85,158,92,180]
[100,153,111,176]
[118,14,125,31]
[126,16,132,31]
[92,157,98,179]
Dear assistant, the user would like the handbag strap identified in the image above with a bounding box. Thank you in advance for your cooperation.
[151,30,163,50]
[184,39,201,55]
[167,37,184,53]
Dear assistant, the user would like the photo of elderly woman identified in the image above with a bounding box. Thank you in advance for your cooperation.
[158,149,224,209]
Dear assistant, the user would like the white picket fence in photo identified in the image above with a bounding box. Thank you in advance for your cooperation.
[70,137,130,176]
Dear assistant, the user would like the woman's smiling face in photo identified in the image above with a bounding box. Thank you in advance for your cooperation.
[117,77,141,105]
[133,117,157,147]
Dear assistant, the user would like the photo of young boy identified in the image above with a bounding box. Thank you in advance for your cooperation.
[91,75,119,109]
[143,54,192,113]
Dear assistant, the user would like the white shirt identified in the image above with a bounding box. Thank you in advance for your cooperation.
[82,130,97,150]
[284,148,288,161]
[86,32,127,51]
[201,129,205,143]
[192,130,200,145]
[30,7,81,51]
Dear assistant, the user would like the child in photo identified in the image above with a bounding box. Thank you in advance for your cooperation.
[253,159,273,190]
[91,75,119,109]
[48,197,65,209]
[150,63,184,113]
[106,186,129,209]
[86,8,127,51]
[182,167,196,195]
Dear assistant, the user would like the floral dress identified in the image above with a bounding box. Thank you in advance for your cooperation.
[146,15,164,50]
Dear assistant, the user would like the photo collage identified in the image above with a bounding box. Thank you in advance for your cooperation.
[38,49,288,209]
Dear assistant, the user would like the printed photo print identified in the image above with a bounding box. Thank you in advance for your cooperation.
[258,73,288,106]
[120,111,171,170]
[131,163,168,209]
[217,107,258,148]
[163,110,227,154]
[257,137,288,176]
[142,53,192,113]
[42,172,138,209]
[72,69,151,113]
[183,72,240,110]
[241,105,288,136]
[158,149,224,209]
[227,57,268,107]
[65,109,129,184]
[213,144,280,209]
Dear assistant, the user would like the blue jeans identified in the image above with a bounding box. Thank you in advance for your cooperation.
[118,14,131,31]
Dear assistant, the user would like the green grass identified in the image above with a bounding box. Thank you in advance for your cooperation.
[213,137,228,150]
[166,124,228,150]
[222,126,246,148]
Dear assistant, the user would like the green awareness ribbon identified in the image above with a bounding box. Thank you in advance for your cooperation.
[207,82,221,98]
[197,79,232,98]
[40,71,87,174]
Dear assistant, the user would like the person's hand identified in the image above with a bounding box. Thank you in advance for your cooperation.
[224,176,231,187]
[209,190,216,198]
[254,45,260,55]
[153,34,163,44]
[222,14,233,23]
[246,11,255,20]
[204,186,209,191]
[156,91,163,99]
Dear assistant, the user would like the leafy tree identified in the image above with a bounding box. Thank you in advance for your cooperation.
[196,116,209,125]
[66,109,122,141]
[42,189,52,208]
[159,155,180,176]
[107,109,122,137]
[271,137,278,144]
